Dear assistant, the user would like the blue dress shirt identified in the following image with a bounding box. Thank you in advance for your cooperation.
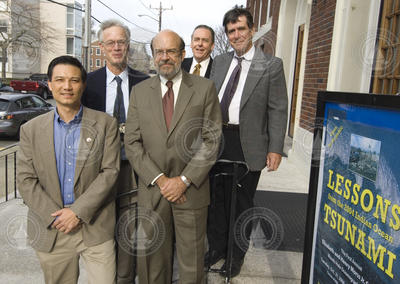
[54,107,83,206]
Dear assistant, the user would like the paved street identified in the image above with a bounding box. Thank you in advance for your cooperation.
[0,144,310,283]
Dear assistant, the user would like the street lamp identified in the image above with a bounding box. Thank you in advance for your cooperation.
[138,14,161,32]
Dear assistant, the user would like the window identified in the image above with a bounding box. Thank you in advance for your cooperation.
[96,59,100,67]
[96,48,100,55]
[104,59,107,66]
[372,0,400,94]
[0,19,7,33]
[66,5,74,36]
[20,97,34,109]
[66,37,74,55]
[0,99,9,111]
[90,48,93,55]
[14,100,23,110]
[0,0,7,11]
[31,97,46,107]
[90,59,93,67]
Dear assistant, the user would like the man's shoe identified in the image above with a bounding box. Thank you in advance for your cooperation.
[219,258,244,278]
[204,250,226,267]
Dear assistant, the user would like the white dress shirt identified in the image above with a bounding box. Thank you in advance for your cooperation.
[218,46,255,125]
[159,71,183,107]
[151,71,183,185]
[189,57,211,77]
[105,67,130,118]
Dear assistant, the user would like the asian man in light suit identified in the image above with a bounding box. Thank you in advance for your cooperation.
[17,55,120,284]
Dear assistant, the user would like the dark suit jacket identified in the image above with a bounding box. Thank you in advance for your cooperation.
[17,107,120,252]
[210,47,288,171]
[82,66,149,111]
[181,57,213,78]
[125,71,222,210]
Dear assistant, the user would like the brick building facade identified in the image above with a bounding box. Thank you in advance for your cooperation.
[89,40,107,72]
[299,0,336,131]
[244,0,384,167]
[247,0,281,55]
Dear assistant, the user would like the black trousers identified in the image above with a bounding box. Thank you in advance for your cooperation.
[116,160,137,284]
[207,127,261,261]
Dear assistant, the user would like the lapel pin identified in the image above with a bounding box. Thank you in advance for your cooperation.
[86,137,92,143]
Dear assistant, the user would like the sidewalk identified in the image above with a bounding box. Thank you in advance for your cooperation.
[0,154,310,283]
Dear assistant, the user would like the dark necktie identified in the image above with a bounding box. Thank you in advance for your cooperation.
[113,76,126,123]
[193,63,201,76]
[220,57,243,124]
[163,80,174,130]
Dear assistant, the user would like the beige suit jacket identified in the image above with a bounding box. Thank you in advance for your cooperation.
[17,107,120,252]
[125,71,222,210]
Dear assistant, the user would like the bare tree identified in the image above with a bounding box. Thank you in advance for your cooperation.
[128,42,151,73]
[212,26,231,57]
[0,0,57,79]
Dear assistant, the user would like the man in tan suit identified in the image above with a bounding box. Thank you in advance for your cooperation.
[125,30,222,284]
[17,55,120,284]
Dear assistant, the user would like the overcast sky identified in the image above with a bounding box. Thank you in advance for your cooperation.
[80,0,246,55]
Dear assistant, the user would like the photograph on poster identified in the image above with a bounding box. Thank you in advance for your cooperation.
[348,134,381,181]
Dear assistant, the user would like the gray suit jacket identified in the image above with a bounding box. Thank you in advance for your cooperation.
[211,47,288,171]
[125,71,222,210]
[17,107,120,252]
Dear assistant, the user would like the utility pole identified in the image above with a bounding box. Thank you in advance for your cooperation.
[150,2,172,32]
[83,0,91,70]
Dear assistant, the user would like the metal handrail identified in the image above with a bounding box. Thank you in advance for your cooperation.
[0,143,19,203]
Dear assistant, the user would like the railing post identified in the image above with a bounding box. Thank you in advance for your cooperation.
[14,152,17,198]
[0,144,20,203]
[5,155,8,201]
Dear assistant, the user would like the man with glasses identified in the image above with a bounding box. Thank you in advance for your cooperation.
[82,19,149,284]
[124,29,222,284]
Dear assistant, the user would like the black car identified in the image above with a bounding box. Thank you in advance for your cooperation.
[0,93,54,137]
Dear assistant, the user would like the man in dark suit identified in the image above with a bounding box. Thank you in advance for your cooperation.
[181,25,214,78]
[81,19,149,284]
[125,29,222,284]
[17,55,120,284]
[206,7,288,278]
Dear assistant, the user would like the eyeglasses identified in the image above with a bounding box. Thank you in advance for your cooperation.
[154,49,181,58]
[102,40,128,48]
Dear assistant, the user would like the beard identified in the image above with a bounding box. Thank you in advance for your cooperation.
[156,59,180,80]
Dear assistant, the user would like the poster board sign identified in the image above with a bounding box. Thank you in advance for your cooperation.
[301,91,400,284]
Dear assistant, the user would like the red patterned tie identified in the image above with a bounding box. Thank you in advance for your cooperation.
[163,80,174,130]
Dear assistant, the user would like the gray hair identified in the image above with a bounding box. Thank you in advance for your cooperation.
[98,19,131,42]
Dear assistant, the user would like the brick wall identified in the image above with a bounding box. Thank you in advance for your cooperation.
[300,0,336,131]
[247,0,281,55]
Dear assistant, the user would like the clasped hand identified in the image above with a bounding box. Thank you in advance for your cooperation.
[51,208,81,234]
[156,176,187,204]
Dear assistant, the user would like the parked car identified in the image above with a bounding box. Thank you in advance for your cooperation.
[0,85,14,92]
[0,93,54,138]
[10,73,52,100]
